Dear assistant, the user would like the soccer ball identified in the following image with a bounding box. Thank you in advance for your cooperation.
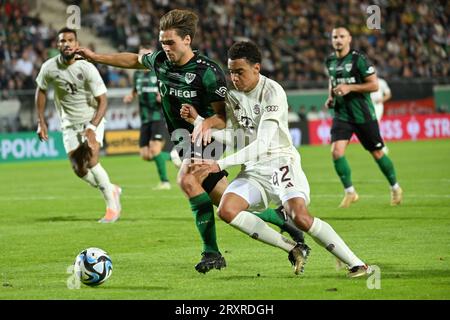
[74,247,113,286]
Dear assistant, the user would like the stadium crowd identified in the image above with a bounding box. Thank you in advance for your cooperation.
[1,0,448,97]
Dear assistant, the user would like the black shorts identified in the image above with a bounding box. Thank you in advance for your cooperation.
[139,121,166,147]
[174,139,228,194]
[330,118,385,151]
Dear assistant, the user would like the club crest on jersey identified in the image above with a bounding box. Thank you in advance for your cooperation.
[253,104,261,115]
[185,72,196,84]
[345,63,353,72]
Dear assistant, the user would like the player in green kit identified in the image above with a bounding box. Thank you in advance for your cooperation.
[324,27,403,208]
[124,48,171,190]
[76,9,305,273]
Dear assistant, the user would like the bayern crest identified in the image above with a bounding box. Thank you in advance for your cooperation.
[185,72,196,84]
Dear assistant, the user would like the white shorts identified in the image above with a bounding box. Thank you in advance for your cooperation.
[62,119,105,153]
[223,154,311,211]
[374,103,384,121]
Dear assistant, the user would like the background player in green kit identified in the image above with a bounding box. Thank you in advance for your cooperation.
[324,27,403,208]
[124,47,171,190]
[76,9,304,273]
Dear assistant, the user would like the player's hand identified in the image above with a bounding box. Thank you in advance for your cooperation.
[180,103,198,124]
[189,158,220,175]
[123,94,134,104]
[83,129,97,150]
[75,47,96,62]
[192,118,213,147]
[333,84,351,97]
[36,121,48,142]
[325,96,334,109]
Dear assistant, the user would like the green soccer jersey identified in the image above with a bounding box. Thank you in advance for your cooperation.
[133,70,162,123]
[325,49,377,123]
[140,50,227,135]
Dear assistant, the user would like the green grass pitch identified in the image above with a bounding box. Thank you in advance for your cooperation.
[0,140,449,300]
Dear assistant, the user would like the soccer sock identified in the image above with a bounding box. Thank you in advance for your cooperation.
[253,208,285,228]
[333,156,353,189]
[81,169,98,188]
[189,193,219,253]
[307,217,364,268]
[90,163,117,211]
[375,154,397,186]
[153,153,169,182]
[230,211,296,252]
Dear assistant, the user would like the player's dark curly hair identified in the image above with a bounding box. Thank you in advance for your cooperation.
[228,41,262,65]
[57,27,77,39]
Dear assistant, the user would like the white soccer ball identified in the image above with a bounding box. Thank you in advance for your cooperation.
[74,247,113,286]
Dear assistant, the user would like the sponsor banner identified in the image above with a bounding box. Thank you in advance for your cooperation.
[384,97,435,116]
[308,114,450,145]
[0,131,66,163]
[104,130,140,155]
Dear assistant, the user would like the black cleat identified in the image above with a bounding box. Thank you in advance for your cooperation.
[276,206,305,244]
[195,252,227,274]
[288,243,311,275]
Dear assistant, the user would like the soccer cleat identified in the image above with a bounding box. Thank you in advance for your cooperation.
[275,206,305,243]
[153,181,172,190]
[195,252,226,274]
[98,208,120,223]
[390,187,403,206]
[348,264,373,278]
[288,243,311,275]
[339,192,359,208]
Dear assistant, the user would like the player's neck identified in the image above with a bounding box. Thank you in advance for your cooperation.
[60,55,76,66]
[175,50,194,66]
[335,47,351,58]
[245,74,261,93]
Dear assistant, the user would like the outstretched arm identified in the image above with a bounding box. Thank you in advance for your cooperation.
[76,47,147,69]
[35,87,48,141]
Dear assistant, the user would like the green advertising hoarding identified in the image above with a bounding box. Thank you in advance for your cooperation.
[0,131,66,163]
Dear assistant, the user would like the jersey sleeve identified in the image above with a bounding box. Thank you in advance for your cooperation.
[139,51,159,70]
[202,66,227,103]
[85,63,107,97]
[260,85,287,124]
[35,62,50,90]
[357,53,376,78]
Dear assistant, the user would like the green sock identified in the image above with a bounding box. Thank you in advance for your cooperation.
[254,208,285,228]
[189,193,219,253]
[376,154,397,186]
[333,156,353,188]
[153,153,169,182]
[160,151,171,161]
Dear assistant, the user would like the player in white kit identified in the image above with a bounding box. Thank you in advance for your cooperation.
[188,41,372,277]
[371,77,392,154]
[35,28,121,223]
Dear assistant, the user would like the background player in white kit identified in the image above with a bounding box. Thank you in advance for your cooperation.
[371,77,392,154]
[35,28,121,223]
[188,41,372,277]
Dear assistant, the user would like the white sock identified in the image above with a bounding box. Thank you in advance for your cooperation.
[90,163,116,211]
[390,183,400,191]
[307,217,364,268]
[345,186,355,193]
[230,211,296,252]
[81,170,98,188]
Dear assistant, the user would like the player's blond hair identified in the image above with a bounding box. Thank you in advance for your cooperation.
[159,9,198,43]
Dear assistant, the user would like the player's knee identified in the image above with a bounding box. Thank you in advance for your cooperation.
[217,205,237,223]
[331,148,344,160]
[178,173,199,194]
[290,205,313,231]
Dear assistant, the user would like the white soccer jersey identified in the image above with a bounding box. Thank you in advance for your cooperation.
[221,75,298,169]
[36,55,107,128]
[371,78,391,121]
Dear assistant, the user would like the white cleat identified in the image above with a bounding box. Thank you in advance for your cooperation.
[348,264,373,278]
[153,181,171,190]
[339,192,359,208]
